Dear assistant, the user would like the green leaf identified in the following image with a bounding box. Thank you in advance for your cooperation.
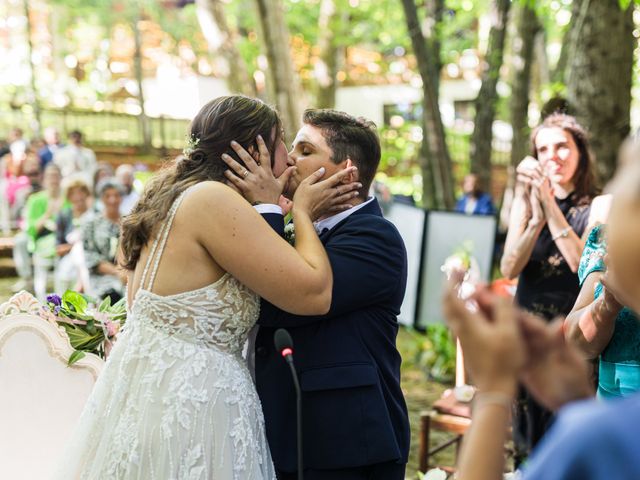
[98,295,111,312]
[68,350,86,366]
[62,290,88,314]
[619,0,633,10]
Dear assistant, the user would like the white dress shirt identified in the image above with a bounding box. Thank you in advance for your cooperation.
[254,197,375,234]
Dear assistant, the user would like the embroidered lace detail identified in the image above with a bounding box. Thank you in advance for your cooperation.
[53,185,275,479]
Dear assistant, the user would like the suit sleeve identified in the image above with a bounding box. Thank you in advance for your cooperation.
[259,216,407,327]
[260,212,285,237]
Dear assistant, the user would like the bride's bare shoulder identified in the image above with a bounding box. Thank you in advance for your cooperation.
[181,181,252,219]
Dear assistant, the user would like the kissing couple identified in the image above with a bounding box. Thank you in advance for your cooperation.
[54,95,410,480]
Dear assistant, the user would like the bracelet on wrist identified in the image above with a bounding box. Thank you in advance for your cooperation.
[552,226,573,241]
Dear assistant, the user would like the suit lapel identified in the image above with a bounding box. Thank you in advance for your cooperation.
[318,198,383,242]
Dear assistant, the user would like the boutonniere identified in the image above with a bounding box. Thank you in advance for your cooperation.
[284,218,295,246]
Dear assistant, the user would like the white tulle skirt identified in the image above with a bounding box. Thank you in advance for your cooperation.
[52,320,276,480]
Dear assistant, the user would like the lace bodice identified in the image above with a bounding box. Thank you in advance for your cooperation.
[128,186,260,355]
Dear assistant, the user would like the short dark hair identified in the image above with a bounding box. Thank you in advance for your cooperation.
[303,109,380,199]
[69,130,83,141]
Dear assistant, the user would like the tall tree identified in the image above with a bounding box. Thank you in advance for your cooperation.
[509,2,539,168]
[400,0,454,208]
[470,0,511,191]
[567,0,634,183]
[195,0,256,96]
[253,0,303,142]
[132,6,152,152]
[552,0,582,84]
[314,0,339,108]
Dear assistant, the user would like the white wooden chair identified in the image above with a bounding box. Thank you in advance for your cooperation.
[0,291,103,480]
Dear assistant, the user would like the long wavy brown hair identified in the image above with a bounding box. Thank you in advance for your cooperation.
[530,113,598,206]
[120,95,282,270]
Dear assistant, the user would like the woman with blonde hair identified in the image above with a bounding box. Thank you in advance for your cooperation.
[54,175,91,293]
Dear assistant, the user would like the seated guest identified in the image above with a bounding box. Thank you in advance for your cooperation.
[10,156,42,292]
[455,174,496,215]
[91,162,115,213]
[115,163,140,215]
[11,154,42,227]
[443,137,640,480]
[81,179,124,302]
[54,177,91,294]
[24,164,67,300]
[38,127,64,170]
[53,130,97,184]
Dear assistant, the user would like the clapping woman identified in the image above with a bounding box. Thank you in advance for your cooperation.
[500,113,597,463]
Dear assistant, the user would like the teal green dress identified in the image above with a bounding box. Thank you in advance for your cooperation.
[578,225,640,399]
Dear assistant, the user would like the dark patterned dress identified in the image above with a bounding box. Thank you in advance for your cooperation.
[513,192,591,465]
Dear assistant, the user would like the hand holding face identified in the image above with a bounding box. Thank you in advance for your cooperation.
[442,280,525,395]
[291,166,361,221]
[222,136,295,205]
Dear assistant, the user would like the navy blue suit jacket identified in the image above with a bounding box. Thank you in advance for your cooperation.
[256,199,410,472]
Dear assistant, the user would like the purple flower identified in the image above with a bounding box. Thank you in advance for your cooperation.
[46,294,62,307]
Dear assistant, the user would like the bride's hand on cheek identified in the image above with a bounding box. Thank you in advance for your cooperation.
[222,135,295,205]
[292,166,360,221]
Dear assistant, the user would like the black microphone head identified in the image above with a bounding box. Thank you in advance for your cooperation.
[274,328,294,353]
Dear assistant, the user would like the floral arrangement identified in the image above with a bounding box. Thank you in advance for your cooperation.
[40,291,126,365]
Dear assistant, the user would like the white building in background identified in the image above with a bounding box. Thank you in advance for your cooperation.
[144,72,482,131]
[334,79,479,129]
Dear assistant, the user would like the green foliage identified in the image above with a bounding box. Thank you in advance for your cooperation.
[42,291,127,364]
[402,326,456,383]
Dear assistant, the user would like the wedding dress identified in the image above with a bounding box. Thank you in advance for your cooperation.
[54,187,276,479]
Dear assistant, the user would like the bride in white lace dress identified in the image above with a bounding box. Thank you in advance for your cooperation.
[54,96,359,479]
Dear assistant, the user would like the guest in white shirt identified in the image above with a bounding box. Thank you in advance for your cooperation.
[115,163,140,215]
[53,130,97,183]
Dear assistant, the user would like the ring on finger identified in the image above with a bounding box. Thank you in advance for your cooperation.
[243,170,249,178]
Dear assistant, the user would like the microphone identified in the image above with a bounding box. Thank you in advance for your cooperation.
[274,328,303,480]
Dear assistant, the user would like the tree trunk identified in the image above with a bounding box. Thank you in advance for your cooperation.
[195,0,256,96]
[253,0,303,143]
[314,0,339,108]
[423,0,444,95]
[24,0,41,136]
[552,0,582,84]
[470,0,511,192]
[132,8,152,153]
[509,2,539,169]
[400,0,454,208]
[567,0,633,183]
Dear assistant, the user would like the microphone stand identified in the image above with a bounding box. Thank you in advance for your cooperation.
[284,354,303,480]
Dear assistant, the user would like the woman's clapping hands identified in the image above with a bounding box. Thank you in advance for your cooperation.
[443,278,594,409]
